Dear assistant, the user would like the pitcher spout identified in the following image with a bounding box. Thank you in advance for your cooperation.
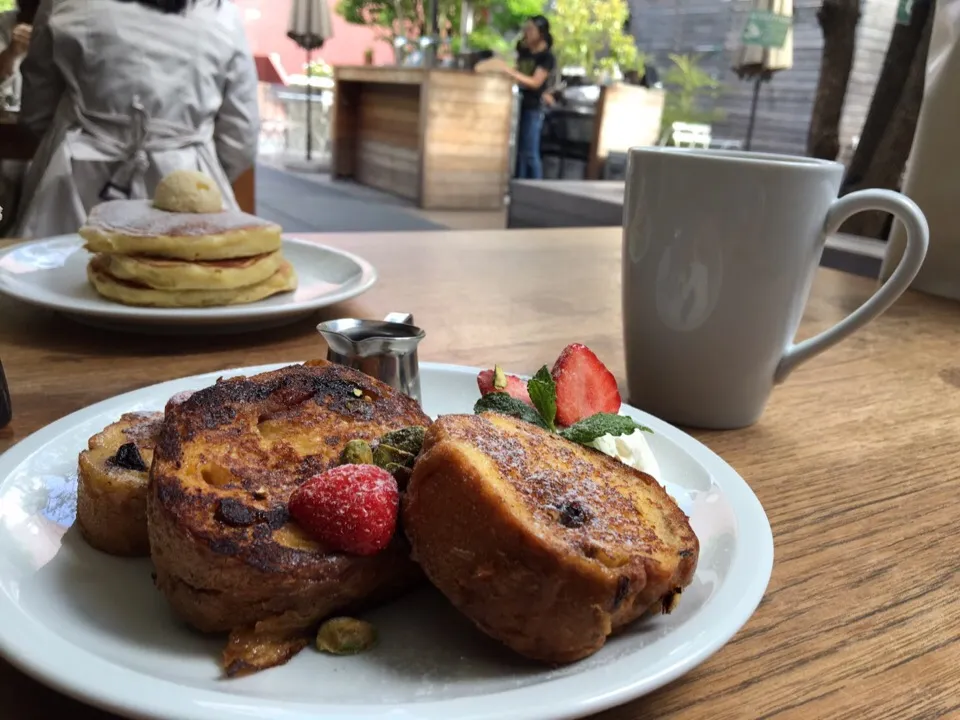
[316,313,426,405]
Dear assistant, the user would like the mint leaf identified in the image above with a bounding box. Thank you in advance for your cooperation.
[474,392,548,429]
[526,365,557,431]
[559,413,652,446]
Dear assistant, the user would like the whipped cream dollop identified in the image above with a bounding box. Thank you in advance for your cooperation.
[589,429,660,479]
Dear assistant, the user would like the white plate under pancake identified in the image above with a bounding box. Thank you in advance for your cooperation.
[0,235,377,334]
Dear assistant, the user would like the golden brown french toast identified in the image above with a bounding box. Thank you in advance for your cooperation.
[147,360,430,676]
[77,411,163,556]
[403,413,699,664]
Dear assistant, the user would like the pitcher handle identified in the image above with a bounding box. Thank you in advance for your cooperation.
[774,189,929,384]
[384,312,414,325]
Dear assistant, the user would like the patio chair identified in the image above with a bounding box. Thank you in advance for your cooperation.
[659,122,712,148]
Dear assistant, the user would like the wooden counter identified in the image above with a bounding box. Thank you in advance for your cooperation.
[586,83,664,179]
[2,227,960,718]
[332,66,514,210]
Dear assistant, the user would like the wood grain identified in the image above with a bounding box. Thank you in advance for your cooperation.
[231,167,255,215]
[334,65,428,86]
[1,227,959,718]
[586,84,664,180]
[332,66,513,210]
[626,0,898,158]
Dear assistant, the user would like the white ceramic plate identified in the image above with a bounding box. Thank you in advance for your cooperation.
[0,235,377,333]
[0,362,773,720]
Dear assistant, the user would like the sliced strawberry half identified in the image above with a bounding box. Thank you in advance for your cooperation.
[551,343,621,426]
[477,366,532,406]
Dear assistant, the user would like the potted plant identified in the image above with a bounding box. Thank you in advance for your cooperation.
[658,53,726,146]
[465,0,544,55]
[337,0,545,66]
[548,0,640,84]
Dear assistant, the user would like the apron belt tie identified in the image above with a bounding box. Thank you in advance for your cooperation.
[72,96,210,201]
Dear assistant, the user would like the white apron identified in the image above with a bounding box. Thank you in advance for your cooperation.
[11,0,258,239]
[0,11,24,237]
[15,98,238,239]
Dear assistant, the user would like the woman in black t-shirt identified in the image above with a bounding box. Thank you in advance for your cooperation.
[504,15,555,180]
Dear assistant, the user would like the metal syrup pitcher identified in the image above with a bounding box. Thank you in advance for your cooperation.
[316,313,426,405]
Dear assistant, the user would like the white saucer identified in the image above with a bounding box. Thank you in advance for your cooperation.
[0,362,774,720]
[0,235,377,334]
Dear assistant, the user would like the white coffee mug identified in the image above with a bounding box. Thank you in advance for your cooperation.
[622,148,929,430]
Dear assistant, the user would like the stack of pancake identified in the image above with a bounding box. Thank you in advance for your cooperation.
[79,170,297,308]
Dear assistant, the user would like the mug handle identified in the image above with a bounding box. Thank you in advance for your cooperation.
[774,189,929,384]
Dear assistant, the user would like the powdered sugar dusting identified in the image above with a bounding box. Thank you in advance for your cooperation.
[84,200,279,238]
[164,391,194,416]
[291,464,399,555]
[117,411,163,444]
[471,429,526,472]
[463,415,663,553]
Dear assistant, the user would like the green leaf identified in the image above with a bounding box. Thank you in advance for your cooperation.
[377,426,427,457]
[549,0,637,80]
[526,365,557,431]
[559,413,652,446]
[474,392,548,430]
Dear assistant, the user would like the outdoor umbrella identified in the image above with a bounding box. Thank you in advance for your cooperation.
[732,0,794,150]
[288,0,334,162]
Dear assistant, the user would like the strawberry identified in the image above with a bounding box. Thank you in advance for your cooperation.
[551,343,621,426]
[288,464,399,556]
[477,365,532,405]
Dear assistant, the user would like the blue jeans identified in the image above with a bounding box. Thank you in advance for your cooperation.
[515,108,545,180]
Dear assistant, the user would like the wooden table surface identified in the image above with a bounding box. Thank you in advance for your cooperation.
[1,228,958,719]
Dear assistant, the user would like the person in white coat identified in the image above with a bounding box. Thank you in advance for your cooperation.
[0,3,35,236]
[11,0,259,239]
[0,9,32,107]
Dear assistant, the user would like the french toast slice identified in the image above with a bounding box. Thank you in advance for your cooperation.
[148,360,430,676]
[403,413,699,664]
[77,411,164,556]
